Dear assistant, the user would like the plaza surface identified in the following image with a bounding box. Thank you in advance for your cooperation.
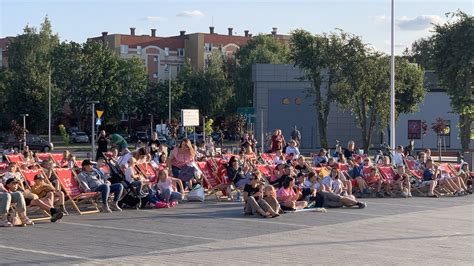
[1,196,473,265]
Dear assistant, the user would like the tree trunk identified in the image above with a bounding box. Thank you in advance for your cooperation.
[460,72,472,152]
[318,113,328,149]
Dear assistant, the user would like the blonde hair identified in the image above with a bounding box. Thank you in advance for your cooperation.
[263,185,276,197]
[179,138,196,158]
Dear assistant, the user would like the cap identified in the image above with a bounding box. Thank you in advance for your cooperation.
[82,159,93,166]
[5,178,19,185]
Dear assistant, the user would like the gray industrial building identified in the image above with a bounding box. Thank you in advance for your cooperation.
[253,64,468,151]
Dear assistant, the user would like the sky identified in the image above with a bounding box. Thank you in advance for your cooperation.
[0,0,472,54]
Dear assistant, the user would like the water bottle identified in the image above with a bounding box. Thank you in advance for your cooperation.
[236,191,241,201]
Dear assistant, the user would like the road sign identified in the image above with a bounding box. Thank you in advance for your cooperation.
[181,109,200,126]
[96,118,101,126]
[96,110,104,119]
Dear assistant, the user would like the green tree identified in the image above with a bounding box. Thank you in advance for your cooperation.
[233,35,290,108]
[430,11,473,151]
[6,17,59,132]
[403,37,435,70]
[290,30,350,148]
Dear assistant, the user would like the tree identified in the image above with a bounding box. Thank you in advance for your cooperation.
[233,35,290,108]
[290,30,351,148]
[430,11,473,152]
[335,35,426,152]
[6,17,59,132]
[403,37,435,70]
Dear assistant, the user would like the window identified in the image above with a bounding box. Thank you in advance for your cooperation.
[136,46,141,54]
[177,64,183,72]
[120,45,129,54]
[164,47,169,56]
[204,43,213,52]
[153,55,158,62]
[178,48,185,57]
[153,73,158,79]
[121,113,129,121]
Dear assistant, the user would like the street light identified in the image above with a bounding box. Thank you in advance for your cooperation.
[203,116,208,144]
[87,101,99,160]
[48,66,52,144]
[20,114,29,152]
[149,113,154,137]
[165,63,172,125]
[390,0,396,150]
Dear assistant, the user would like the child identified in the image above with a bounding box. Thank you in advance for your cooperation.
[156,170,183,207]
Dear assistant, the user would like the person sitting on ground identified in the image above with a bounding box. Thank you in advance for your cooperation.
[304,172,321,192]
[274,149,285,165]
[0,182,33,227]
[30,174,68,215]
[77,160,124,212]
[392,145,405,167]
[313,148,329,167]
[393,165,412,197]
[285,140,300,159]
[421,159,440,197]
[156,170,183,207]
[295,173,314,200]
[5,178,63,223]
[262,185,280,215]
[314,189,367,209]
[243,173,279,218]
[343,140,357,160]
[277,176,308,211]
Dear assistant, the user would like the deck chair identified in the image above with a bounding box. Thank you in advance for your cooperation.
[260,153,275,165]
[35,153,52,163]
[17,168,52,221]
[5,154,25,164]
[50,153,65,166]
[256,164,273,182]
[196,161,227,199]
[136,162,157,183]
[53,168,100,214]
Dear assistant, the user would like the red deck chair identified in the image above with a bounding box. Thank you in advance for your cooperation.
[404,159,423,181]
[50,153,64,165]
[257,164,272,181]
[5,154,25,164]
[53,168,100,214]
[260,153,275,165]
[136,162,157,183]
[35,153,52,163]
[197,161,226,199]
[378,166,397,184]
[0,163,7,175]
[362,166,380,186]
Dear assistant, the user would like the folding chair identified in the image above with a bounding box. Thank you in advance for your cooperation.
[136,162,157,183]
[196,161,227,199]
[53,168,100,214]
[35,153,52,163]
[17,168,52,221]
[5,154,25,164]
[50,153,66,167]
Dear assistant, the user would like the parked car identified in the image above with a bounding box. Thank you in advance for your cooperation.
[71,131,90,143]
[131,131,150,143]
[0,134,54,152]
[211,132,221,142]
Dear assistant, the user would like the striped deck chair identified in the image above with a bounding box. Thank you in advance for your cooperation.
[35,153,52,163]
[260,153,275,165]
[197,161,226,199]
[5,154,25,164]
[256,164,273,182]
[50,153,65,166]
[53,168,100,214]
[19,168,51,221]
[136,162,157,183]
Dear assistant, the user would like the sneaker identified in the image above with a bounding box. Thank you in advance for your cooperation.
[59,205,69,216]
[110,202,122,212]
[407,192,413,197]
[50,208,64,223]
[0,220,13,227]
[101,205,113,213]
[356,202,367,209]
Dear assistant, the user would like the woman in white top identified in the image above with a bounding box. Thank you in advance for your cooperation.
[124,157,145,193]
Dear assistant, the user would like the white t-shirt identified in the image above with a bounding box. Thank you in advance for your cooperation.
[321,176,333,189]
[392,152,404,166]
[304,180,321,191]
[118,152,133,168]
[285,146,300,158]
[157,177,174,192]
[124,167,136,183]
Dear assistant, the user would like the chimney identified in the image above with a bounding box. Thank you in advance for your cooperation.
[151,29,156,37]
[228,27,233,36]
[209,26,215,34]
[101,32,108,37]
[249,34,253,37]
[180,30,186,37]
[130,27,136,36]
[244,30,249,37]
[101,32,108,44]
[271,27,277,36]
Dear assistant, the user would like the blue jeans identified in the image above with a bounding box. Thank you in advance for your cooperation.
[171,166,181,178]
[94,183,124,205]
[159,188,182,203]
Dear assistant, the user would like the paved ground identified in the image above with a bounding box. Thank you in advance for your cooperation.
[1,196,473,265]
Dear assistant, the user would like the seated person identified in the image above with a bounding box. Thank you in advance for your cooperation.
[295,173,313,200]
[392,145,405,167]
[276,176,308,211]
[393,165,412,197]
[458,162,472,192]
[304,172,321,191]
[59,150,70,168]
[2,163,22,183]
[262,185,280,215]
[4,178,63,223]
[327,157,337,169]
[227,156,250,189]
[77,160,124,212]
[421,159,440,197]
[243,173,279,218]
[313,149,328,167]
[295,156,311,175]
[414,152,427,170]
[40,159,59,190]
[270,164,294,189]
[156,170,183,207]
[285,140,300,159]
[124,157,147,193]
[1,183,33,227]
[343,140,357,160]
[273,150,285,165]
[348,160,370,196]
[30,174,68,215]
[313,190,367,209]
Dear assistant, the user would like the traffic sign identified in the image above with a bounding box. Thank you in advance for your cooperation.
[96,118,101,126]
[96,110,104,119]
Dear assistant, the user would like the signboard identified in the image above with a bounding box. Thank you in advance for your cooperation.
[96,118,102,126]
[96,110,104,119]
[181,109,200,127]
[407,120,421,139]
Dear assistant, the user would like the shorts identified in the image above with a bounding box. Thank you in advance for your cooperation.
[319,191,343,208]
[235,178,250,188]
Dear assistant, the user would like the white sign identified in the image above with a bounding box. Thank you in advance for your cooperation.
[96,118,101,126]
[181,109,200,127]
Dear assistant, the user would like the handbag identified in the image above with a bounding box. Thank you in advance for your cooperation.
[187,184,205,202]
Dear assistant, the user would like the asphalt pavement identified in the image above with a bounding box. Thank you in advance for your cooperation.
[1,195,473,265]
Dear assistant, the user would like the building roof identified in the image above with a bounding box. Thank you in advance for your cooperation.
[135,37,185,50]
[88,34,161,46]
[0,37,15,50]
[203,33,250,46]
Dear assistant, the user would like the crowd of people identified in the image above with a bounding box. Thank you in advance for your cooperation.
[1,129,472,227]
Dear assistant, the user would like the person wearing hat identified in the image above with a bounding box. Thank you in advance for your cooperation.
[4,178,64,223]
[1,179,33,227]
[285,140,300,159]
[77,159,124,213]
[31,174,68,215]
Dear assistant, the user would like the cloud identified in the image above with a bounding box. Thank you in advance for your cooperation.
[374,14,388,23]
[177,10,205,18]
[140,16,166,22]
[384,40,406,48]
[396,15,443,31]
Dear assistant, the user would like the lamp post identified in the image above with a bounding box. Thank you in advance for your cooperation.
[390,0,396,150]
[203,116,207,144]
[20,114,29,152]
[87,101,99,159]
[48,67,52,144]
[165,64,172,125]
[149,113,154,137]
[260,108,264,154]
